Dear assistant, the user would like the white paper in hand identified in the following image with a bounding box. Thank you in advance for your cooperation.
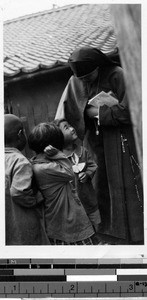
[71,153,85,173]
[72,163,85,174]
[88,91,118,108]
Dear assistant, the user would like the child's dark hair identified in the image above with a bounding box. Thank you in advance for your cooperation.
[28,122,64,153]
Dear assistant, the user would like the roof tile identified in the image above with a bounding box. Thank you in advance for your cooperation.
[4,4,117,78]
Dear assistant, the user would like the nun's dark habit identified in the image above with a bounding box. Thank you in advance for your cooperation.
[55,47,144,244]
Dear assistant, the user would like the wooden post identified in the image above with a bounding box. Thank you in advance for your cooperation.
[110,4,142,175]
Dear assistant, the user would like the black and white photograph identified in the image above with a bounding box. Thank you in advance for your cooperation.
[2,0,146,251]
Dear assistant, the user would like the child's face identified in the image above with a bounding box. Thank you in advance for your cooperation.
[59,121,78,144]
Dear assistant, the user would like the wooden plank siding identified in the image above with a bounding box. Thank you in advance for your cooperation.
[4,67,71,158]
[110,4,142,173]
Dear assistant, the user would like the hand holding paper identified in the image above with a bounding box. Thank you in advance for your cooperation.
[88,91,118,108]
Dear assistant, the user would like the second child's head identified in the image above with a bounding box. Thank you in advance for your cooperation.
[54,119,78,146]
[4,114,27,151]
[28,122,64,154]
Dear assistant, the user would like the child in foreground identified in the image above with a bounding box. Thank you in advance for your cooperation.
[54,118,101,233]
[28,122,95,245]
[5,114,49,245]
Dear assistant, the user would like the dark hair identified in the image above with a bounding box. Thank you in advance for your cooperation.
[28,122,64,153]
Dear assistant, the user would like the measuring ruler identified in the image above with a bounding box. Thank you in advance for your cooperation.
[0,281,147,297]
[0,258,146,297]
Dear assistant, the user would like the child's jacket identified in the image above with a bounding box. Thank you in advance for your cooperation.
[5,147,49,245]
[66,145,98,215]
[31,151,94,243]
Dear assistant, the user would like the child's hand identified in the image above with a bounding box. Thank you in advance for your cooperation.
[78,172,88,183]
[44,145,58,157]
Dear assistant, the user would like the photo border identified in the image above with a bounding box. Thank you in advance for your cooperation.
[0,0,146,259]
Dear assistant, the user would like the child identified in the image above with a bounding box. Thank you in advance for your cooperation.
[54,118,101,233]
[5,114,49,245]
[28,122,95,245]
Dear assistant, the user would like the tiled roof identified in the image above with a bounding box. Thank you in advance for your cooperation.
[4,4,117,78]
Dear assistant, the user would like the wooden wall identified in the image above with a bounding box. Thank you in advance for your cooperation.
[110,4,142,172]
[4,67,71,157]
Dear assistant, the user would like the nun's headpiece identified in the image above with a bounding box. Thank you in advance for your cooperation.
[68,47,115,77]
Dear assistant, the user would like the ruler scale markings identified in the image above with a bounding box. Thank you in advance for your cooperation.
[0,259,147,297]
[62,282,76,294]
[117,281,134,293]
[107,282,121,293]
[20,282,34,294]
[49,282,63,294]
[120,284,121,297]
[86,282,105,293]
[91,285,92,293]
[3,282,141,297]
[78,282,92,294]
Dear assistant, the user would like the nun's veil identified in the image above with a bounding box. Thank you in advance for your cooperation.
[68,47,116,77]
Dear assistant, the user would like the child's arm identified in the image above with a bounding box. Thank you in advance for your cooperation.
[44,146,74,181]
[42,146,74,183]
[84,148,98,179]
[10,157,39,207]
